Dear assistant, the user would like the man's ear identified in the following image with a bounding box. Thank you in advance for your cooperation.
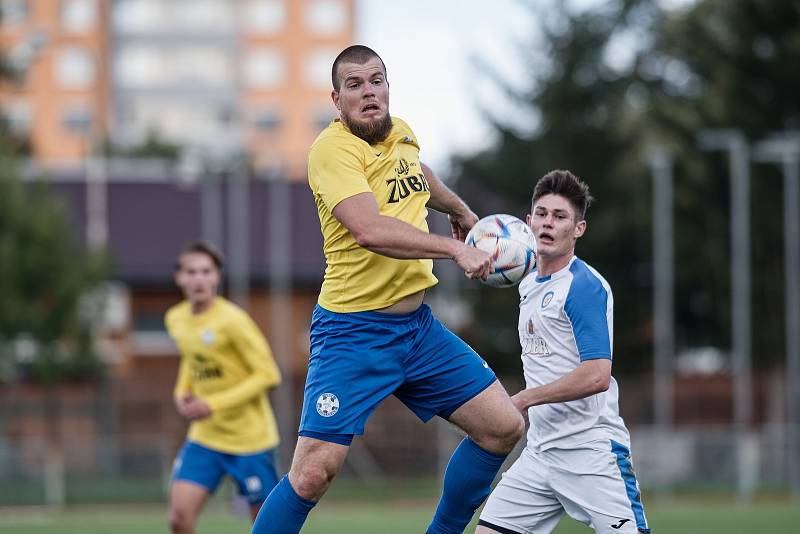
[574,220,586,238]
[332,90,340,110]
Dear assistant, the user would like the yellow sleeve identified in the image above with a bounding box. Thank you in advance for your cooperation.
[203,312,282,412]
[165,309,193,398]
[308,134,372,211]
[173,355,193,398]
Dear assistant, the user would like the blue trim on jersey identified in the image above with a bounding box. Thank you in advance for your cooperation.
[611,440,650,534]
[535,274,552,283]
[565,260,611,361]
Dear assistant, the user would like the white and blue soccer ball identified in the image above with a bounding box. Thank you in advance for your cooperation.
[465,214,536,288]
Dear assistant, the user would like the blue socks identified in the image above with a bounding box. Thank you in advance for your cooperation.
[251,476,316,534]
[427,438,508,534]
[251,440,505,534]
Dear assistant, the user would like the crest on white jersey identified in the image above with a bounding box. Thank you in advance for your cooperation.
[541,291,554,308]
[316,393,339,417]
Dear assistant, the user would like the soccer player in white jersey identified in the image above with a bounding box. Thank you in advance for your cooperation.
[477,170,651,534]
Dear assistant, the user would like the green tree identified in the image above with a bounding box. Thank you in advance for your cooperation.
[452,0,800,376]
[643,0,800,367]
[454,0,656,374]
[0,144,109,383]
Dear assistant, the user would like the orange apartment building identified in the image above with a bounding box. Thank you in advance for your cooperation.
[0,0,355,177]
[0,0,359,471]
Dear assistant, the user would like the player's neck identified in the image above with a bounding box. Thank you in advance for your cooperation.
[190,297,216,315]
[537,253,574,277]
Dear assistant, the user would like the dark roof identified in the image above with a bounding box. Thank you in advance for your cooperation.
[50,172,326,288]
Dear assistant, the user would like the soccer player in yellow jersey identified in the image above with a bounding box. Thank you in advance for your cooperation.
[165,241,282,534]
[252,45,524,534]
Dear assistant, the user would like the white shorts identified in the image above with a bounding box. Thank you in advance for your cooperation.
[479,440,650,534]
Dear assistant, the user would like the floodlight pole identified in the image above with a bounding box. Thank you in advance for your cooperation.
[646,147,674,430]
[267,173,296,469]
[753,133,800,500]
[228,159,250,311]
[698,129,754,503]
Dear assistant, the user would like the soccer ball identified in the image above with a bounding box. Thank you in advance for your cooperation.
[465,214,536,288]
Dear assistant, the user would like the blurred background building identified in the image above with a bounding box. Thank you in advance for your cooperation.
[1,0,799,517]
[0,0,352,176]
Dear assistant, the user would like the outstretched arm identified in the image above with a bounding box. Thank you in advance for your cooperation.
[332,192,491,279]
[202,315,282,413]
[421,163,479,241]
[511,359,611,413]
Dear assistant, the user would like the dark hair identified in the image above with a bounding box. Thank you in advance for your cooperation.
[331,45,387,92]
[175,240,224,271]
[532,170,594,220]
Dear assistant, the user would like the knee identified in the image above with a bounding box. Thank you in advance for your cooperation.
[168,507,194,534]
[497,411,525,452]
[290,462,338,501]
[477,410,524,455]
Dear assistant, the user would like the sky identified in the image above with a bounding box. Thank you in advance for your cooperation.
[356,0,535,173]
[356,0,695,174]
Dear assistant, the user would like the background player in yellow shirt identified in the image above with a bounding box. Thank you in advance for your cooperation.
[252,45,524,534]
[165,241,282,534]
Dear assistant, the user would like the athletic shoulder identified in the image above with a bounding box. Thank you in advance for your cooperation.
[164,301,190,330]
[568,259,611,294]
[565,258,612,313]
[214,297,251,323]
[390,117,418,147]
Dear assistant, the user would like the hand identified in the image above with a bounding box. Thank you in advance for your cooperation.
[511,390,530,425]
[448,207,479,242]
[453,243,492,280]
[175,394,212,420]
[511,392,529,416]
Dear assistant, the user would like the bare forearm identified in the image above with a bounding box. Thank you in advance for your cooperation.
[422,163,470,216]
[358,214,461,259]
[514,361,610,410]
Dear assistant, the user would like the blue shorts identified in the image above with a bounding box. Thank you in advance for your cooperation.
[171,441,279,505]
[298,303,497,440]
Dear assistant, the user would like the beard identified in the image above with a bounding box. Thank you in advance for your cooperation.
[342,111,393,145]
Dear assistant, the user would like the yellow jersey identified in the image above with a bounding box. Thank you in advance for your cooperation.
[308,117,438,312]
[165,297,281,454]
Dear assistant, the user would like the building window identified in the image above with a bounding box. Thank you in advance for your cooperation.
[305,47,337,90]
[113,0,164,33]
[61,0,97,33]
[305,0,347,35]
[242,48,286,89]
[253,110,281,132]
[62,106,92,133]
[2,99,32,134]
[171,47,231,87]
[114,0,234,33]
[116,45,231,89]
[115,45,161,87]
[55,46,95,89]
[179,0,234,32]
[312,110,336,132]
[243,0,285,34]
[0,0,27,27]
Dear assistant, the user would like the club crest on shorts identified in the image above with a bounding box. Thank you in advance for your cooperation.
[316,393,339,417]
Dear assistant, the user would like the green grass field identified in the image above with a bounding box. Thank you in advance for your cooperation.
[0,498,798,534]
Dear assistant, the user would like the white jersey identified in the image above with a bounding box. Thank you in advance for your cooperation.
[518,256,630,452]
